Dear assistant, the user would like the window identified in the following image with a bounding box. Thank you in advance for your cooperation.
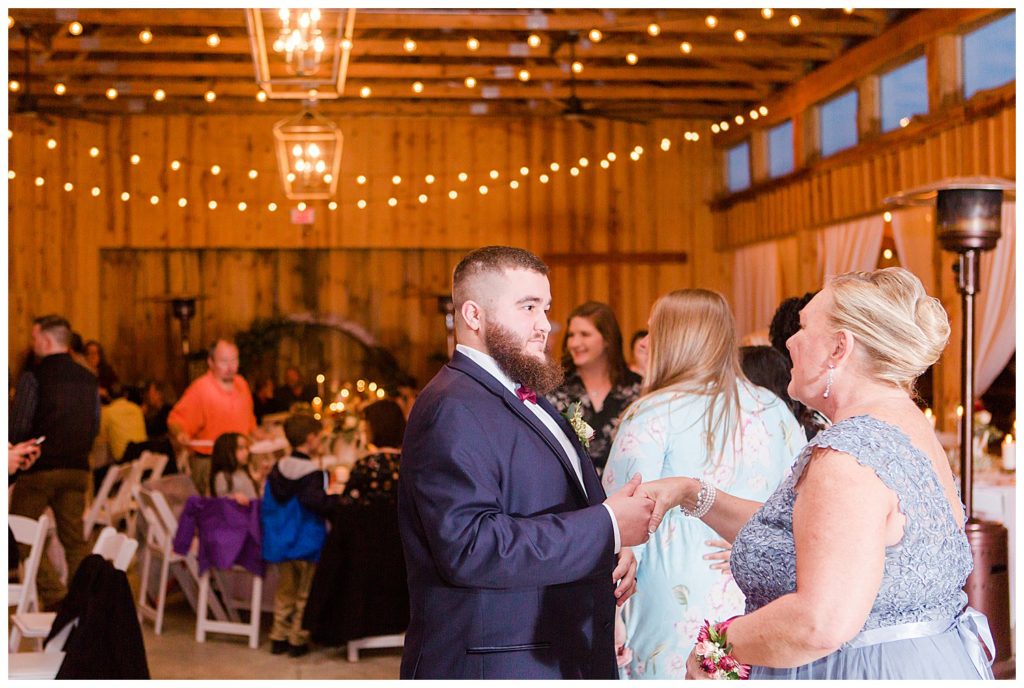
[767,120,794,177]
[880,56,928,132]
[963,12,1016,98]
[726,141,750,192]
[819,90,858,157]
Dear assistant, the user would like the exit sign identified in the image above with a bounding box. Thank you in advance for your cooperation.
[290,207,315,224]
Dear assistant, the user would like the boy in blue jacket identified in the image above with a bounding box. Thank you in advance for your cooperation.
[261,413,340,657]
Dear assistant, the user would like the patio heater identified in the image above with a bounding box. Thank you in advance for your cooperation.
[885,176,1015,670]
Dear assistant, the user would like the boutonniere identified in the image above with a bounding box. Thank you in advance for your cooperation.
[562,401,595,449]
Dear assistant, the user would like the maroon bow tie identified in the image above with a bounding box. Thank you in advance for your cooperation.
[515,385,537,404]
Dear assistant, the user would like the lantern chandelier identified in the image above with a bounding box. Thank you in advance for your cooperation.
[272,108,343,200]
[245,8,356,99]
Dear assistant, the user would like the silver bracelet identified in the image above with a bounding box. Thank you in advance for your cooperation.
[679,478,716,519]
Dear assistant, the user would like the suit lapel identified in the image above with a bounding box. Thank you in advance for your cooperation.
[537,396,606,504]
[448,353,589,502]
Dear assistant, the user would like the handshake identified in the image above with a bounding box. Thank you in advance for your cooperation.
[603,473,681,547]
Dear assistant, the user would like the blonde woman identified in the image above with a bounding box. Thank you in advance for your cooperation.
[603,289,803,679]
[641,268,993,680]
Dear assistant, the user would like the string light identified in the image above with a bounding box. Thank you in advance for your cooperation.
[178,198,187,207]
[510,180,520,189]
[388,197,398,207]
[711,123,721,133]
[340,38,352,51]
[579,157,589,167]
[539,174,549,184]
[106,87,118,100]
[89,147,100,158]
[206,32,220,47]
[357,199,367,209]
[705,15,718,28]
[458,172,468,182]
[68,21,83,36]
[466,36,480,51]
[489,169,499,180]
[153,88,166,101]
[425,174,435,184]
[550,162,559,172]
[750,109,759,120]
[64,182,73,191]
[606,152,616,161]
[520,166,529,175]
[720,121,730,131]
[571,61,583,74]
[478,185,489,195]
[464,76,477,88]
[268,202,277,211]
[7,171,14,180]
[392,175,402,184]
[883,211,893,222]
[759,105,768,115]
[625,52,638,65]
[359,86,371,98]
[403,37,417,53]
[634,146,644,155]
[208,200,217,209]
[647,22,661,37]
[680,42,692,54]
[569,167,579,176]
[789,14,801,27]
[91,186,101,197]
[170,160,181,170]
[248,169,258,179]
[139,29,153,44]
[589,29,602,43]
[238,201,247,211]
[54,83,66,95]
[412,81,424,93]
[256,90,268,102]
[735,114,745,125]
[46,138,57,149]
[691,132,700,141]
[204,90,216,102]
[527,33,541,48]
[630,151,640,161]
[209,164,220,175]
[356,175,366,184]
[883,248,893,260]
[660,138,671,151]
[599,159,610,169]
[328,201,337,210]
[734,29,747,42]
[150,195,159,205]
[418,194,428,203]
[9,80,20,92]
[130,154,140,164]
[448,190,458,200]
[34,176,44,187]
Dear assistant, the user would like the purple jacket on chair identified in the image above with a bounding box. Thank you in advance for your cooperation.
[172,495,265,576]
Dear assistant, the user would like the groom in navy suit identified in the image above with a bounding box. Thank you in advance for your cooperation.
[398,246,654,679]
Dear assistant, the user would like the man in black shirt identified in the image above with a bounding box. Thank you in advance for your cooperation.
[10,315,100,609]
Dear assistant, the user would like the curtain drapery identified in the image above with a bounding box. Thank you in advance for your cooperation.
[816,215,885,282]
[733,241,780,341]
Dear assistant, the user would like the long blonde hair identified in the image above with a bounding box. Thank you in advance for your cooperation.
[634,289,743,465]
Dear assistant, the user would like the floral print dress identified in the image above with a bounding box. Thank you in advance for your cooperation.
[602,380,804,679]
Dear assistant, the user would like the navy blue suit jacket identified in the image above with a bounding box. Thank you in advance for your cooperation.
[398,351,618,679]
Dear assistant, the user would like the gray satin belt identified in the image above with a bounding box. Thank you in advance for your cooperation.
[840,606,995,679]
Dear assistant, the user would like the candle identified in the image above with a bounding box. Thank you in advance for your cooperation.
[924,407,936,429]
[956,405,964,449]
[316,373,326,400]
[1002,434,1015,471]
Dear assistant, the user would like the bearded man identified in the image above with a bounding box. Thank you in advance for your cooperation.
[398,246,654,679]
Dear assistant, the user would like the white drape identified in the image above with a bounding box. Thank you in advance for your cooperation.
[733,241,780,340]
[974,201,1016,395]
[816,215,885,282]
[891,207,937,294]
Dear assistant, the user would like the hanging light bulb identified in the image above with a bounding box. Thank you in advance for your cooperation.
[248,169,258,179]
[412,81,424,93]
[105,87,118,100]
[256,90,268,102]
[328,201,337,210]
[711,123,721,134]
[356,175,366,184]
[734,29,747,42]
[8,80,20,92]
[527,33,541,48]
[625,52,638,65]
[89,147,100,158]
[571,61,583,74]
[466,36,480,51]
[418,194,428,204]
[403,37,417,53]
[458,172,468,182]
[64,182,73,191]
[360,86,371,98]
[489,169,499,180]
[139,29,153,44]
[519,166,529,175]
[578,157,589,167]
[170,159,181,170]
[91,186,101,197]
[478,185,488,195]
[208,200,218,209]
[268,202,278,211]
[425,174,435,184]
[178,198,187,207]
[705,15,718,28]
[550,162,560,172]
[599,159,610,169]
[680,42,692,54]
[589,29,602,43]
[150,195,160,205]
[510,180,520,189]
[206,32,220,47]
[153,88,166,101]
[47,138,57,150]
[606,152,616,162]
[464,76,477,88]
[130,153,140,164]
[34,176,44,187]
[539,174,549,184]
[518,69,530,82]
[388,197,398,207]
[759,105,768,115]
[53,82,66,95]
[647,22,661,37]
[392,175,402,185]
[238,201,247,211]
[735,115,745,125]
[204,90,216,102]
[120,191,130,201]
[789,14,801,27]
[357,199,367,209]
[448,190,458,200]
[762,8,774,19]
[68,21,83,36]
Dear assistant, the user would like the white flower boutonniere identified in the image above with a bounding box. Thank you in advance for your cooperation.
[563,401,595,449]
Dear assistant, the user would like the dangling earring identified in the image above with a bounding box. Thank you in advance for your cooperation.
[823,364,836,399]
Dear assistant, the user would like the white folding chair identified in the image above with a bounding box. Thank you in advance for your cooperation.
[195,566,263,649]
[82,462,135,538]
[347,633,406,662]
[6,620,72,679]
[11,526,138,651]
[8,514,51,653]
[133,482,229,634]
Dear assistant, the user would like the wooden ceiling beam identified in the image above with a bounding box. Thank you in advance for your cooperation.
[30,58,799,84]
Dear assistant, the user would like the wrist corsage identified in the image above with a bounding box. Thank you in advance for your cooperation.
[694,617,750,680]
[562,401,595,449]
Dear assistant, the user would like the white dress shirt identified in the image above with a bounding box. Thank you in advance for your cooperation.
[456,344,621,553]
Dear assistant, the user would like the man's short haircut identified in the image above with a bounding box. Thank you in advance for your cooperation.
[452,246,548,308]
[207,338,237,359]
[284,412,323,448]
[33,315,72,348]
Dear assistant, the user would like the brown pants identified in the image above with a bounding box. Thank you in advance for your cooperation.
[189,455,212,496]
[269,559,317,646]
[10,469,91,607]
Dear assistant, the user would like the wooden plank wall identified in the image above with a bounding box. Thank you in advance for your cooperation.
[9,114,724,390]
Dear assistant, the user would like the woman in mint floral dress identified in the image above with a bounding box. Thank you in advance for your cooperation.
[603,289,803,679]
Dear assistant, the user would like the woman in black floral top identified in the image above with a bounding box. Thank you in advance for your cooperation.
[343,399,405,504]
[547,301,642,476]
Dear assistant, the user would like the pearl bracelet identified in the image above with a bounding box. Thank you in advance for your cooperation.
[679,478,716,519]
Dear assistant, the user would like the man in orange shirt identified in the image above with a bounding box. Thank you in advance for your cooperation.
[168,339,257,495]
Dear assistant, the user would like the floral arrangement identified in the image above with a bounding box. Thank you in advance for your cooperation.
[973,405,1005,447]
[694,618,750,680]
[562,401,595,449]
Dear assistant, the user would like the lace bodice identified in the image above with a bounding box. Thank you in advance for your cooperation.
[731,415,972,631]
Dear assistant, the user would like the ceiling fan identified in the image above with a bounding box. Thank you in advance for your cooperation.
[10,26,99,124]
[549,31,649,128]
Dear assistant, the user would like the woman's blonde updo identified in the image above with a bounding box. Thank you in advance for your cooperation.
[827,267,950,393]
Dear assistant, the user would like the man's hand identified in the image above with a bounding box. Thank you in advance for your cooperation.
[635,476,692,534]
[612,547,638,607]
[604,473,654,547]
[8,440,41,475]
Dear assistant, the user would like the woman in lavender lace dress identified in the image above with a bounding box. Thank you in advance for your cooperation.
[641,268,994,680]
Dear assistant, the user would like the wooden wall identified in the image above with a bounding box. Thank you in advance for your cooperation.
[8,114,725,390]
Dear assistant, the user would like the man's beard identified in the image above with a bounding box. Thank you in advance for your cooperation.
[484,322,564,395]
